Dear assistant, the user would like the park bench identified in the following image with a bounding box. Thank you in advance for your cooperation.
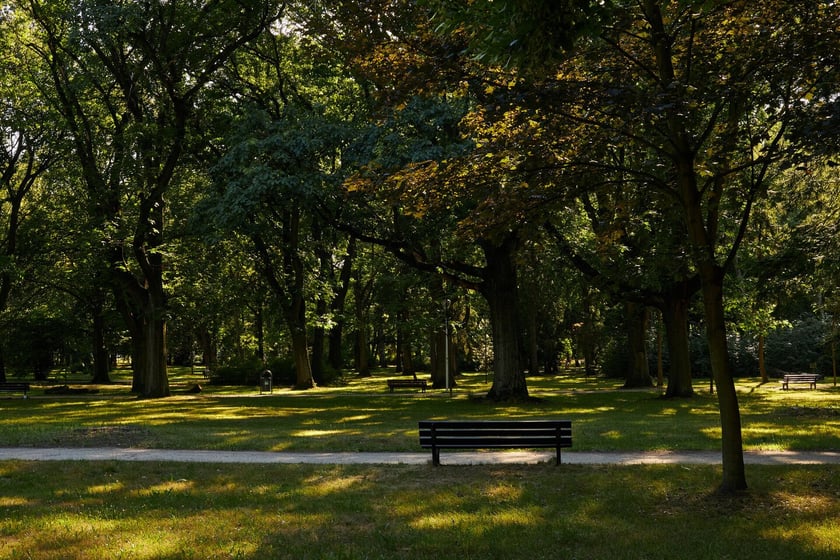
[0,382,30,398]
[419,419,572,466]
[387,378,428,393]
[781,373,821,390]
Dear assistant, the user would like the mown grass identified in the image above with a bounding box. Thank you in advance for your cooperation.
[1,367,838,453]
[2,367,839,559]
[1,460,839,559]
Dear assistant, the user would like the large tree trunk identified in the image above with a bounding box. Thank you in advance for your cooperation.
[141,295,169,398]
[624,300,653,388]
[328,323,344,372]
[290,329,314,389]
[118,293,169,397]
[397,322,416,378]
[198,326,217,374]
[90,302,111,384]
[661,287,694,398]
[286,275,314,389]
[481,236,528,401]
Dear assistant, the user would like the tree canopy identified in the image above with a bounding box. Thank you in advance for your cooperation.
[1,0,839,493]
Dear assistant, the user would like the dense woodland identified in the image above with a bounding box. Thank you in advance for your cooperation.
[1,1,839,490]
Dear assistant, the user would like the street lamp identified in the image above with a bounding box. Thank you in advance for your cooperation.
[444,299,451,395]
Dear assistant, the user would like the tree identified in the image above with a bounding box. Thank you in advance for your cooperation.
[0,8,62,382]
[24,0,279,397]
[546,0,840,491]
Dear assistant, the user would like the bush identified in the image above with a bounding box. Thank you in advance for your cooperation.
[265,356,296,386]
[210,357,264,386]
[765,315,832,374]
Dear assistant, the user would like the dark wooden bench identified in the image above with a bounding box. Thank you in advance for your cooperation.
[419,419,572,466]
[387,379,427,392]
[0,382,30,398]
[781,373,821,390]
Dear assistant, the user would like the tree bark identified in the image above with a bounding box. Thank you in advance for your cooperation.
[624,300,652,388]
[643,0,747,491]
[481,236,528,401]
[700,266,746,492]
[661,287,695,398]
[758,334,768,383]
[353,276,371,377]
[527,305,540,375]
[90,302,111,384]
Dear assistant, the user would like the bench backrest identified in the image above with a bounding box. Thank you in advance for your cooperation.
[419,420,572,449]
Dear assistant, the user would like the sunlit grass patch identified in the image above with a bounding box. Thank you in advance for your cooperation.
[1,461,840,559]
[3,368,840,455]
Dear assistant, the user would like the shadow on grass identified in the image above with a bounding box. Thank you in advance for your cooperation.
[1,461,838,559]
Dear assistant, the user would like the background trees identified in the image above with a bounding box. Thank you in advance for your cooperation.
[2,0,839,491]
[24,0,280,396]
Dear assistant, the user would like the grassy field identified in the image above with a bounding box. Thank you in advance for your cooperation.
[1,367,839,559]
[1,367,838,453]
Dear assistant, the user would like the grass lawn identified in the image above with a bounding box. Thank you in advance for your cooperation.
[1,367,839,559]
[1,461,838,559]
[1,367,838,453]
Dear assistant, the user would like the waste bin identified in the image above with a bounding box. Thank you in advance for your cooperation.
[260,370,273,394]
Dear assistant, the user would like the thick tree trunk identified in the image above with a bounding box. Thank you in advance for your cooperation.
[661,289,694,398]
[141,298,169,398]
[198,326,217,373]
[90,305,111,384]
[328,323,344,371]
[286,284,314,389]
[311,299,326,384]
[291,329,314,389]
[397,324,416,377]
[112,260,169,398]
[624,301,652,388]
[481,236,528,401]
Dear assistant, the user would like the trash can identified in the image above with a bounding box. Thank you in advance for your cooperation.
[260,370,273,394]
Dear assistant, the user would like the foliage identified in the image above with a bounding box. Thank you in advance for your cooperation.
[765,315,834,375]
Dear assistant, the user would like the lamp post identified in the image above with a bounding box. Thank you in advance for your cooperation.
[444,299,451,395]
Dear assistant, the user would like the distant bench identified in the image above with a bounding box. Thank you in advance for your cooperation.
[387,379,427,393]
[0,382,30,398]
[781,374,821,390]
[419,419,572,466]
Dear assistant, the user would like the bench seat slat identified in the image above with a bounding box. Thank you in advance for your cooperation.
[781,374,821,390]
[387,379,427,392]
[419,420,572,465]
[0,383,30,399]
